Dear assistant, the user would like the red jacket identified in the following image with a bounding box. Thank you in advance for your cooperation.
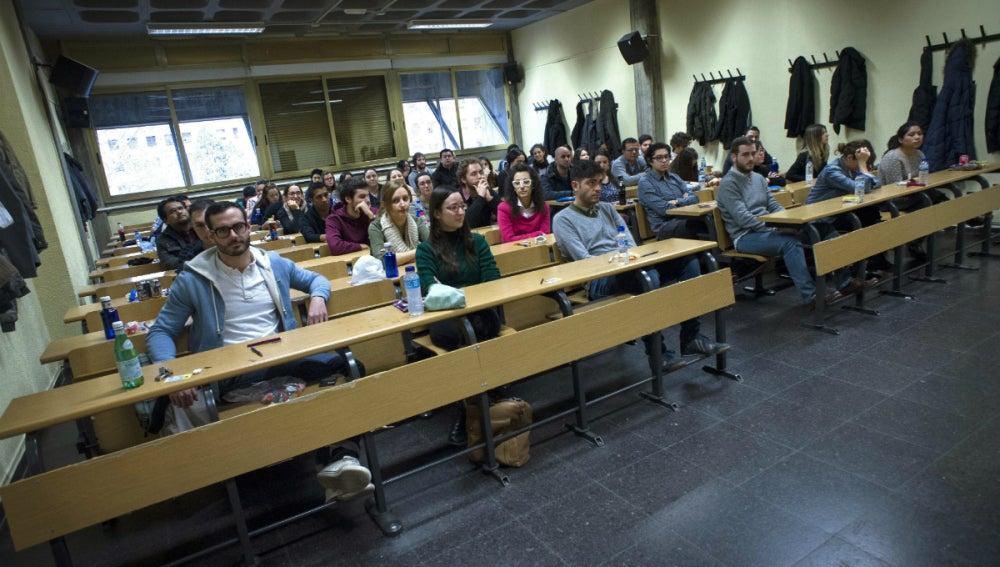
[325,202,375,255]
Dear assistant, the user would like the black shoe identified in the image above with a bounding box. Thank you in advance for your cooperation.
[448,417,467,446]
[681,335,730,356]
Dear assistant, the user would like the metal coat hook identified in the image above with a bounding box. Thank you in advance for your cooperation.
[726,69,733,78]
[835,50,841,58]
[943,31,950,45]
[926,35,932,47]
[787,59,793,68]
[701,73,707,81]
[736,67,742,77]
[961,28,967,39]
[811,54,818,65]
[981,25,987,38]
[823,52,830,64]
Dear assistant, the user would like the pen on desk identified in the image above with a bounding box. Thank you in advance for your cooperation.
[248,337,282,347]
[640,250,658,257]
[540,278,545,285]
[250,347,263,357]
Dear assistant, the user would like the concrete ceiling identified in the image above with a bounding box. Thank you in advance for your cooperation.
[17,0,596,40]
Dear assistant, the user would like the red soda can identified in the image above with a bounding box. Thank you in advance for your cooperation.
[959,155,969,165]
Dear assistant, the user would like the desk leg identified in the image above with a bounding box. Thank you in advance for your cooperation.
[910,231,948,284]
[362,433,403,536]
[460,317,509,487]
[801,224,839,335]
[939,183,978,269]
[548,291,604,446]
[635,268,680,409]
[699,253,741,382]
[204,383,259,567]
[880,243,916,300]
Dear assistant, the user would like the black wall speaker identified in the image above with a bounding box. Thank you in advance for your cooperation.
[503,62,524,85]
[617,31,649,65]
[49,56,99,98]
[62,96,92,128]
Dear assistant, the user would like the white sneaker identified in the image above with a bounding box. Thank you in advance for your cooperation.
[317,456,372,503]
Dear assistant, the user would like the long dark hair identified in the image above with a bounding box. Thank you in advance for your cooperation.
[669,147,700,182]
[428,186,475,276]
[502,163,544,212]
[887,121,922,151]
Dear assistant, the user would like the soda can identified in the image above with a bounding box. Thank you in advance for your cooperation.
[139,280,152,301]
[959,154,969,165]
[151,278,162,297]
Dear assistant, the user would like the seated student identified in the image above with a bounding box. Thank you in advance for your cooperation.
[362,167,382,209]
[611,137,647,186]
[300,182,331,244]
[325,177,376,255]
[338,171,353,186]
[753,142,786,187]
[528,143,551,174]
[156,196,200,271]
[147,201,371,503]
[368,179,429,265]
[786,124,829,182]
[670,147,720,187]
[540,145,574,200]
[718,136,862,310]
[309,168,323,186]
[553,159,728,372]
[638,134,653,157]
[497,164,550,242]
[322,170,337,195]
[269,184,305,235]
[235,185,255,211]
[251,184,281,226]
[638,143,703,240]
[457,158,499,228]
[495,148,526,191]
[669,131,692,158]
[807,139,882,227]
[878,121,939,261]
[722,126,773,175]
[496,143,520,173]
[408,152,431,187]
[593,150,621,202]
[413,172,434,215]
[573,147,591,161]
[187,198,216,252]
[395,159,412,184]
[479,156,498,191]
[431,148,459,188]
[244,179,267,220]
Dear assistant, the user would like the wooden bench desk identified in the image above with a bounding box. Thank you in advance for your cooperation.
[0,238,734,562]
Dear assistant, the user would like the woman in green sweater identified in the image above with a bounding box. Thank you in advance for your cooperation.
[415,186,500,350]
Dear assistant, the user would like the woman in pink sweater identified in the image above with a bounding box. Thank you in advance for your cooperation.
[497,164,550,243]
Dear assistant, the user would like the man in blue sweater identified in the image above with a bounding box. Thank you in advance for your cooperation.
[553,160,727,372]
[147,201,371,503]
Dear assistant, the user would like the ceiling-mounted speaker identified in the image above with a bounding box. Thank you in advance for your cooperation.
[49,55,99,98]
[503,62,524,85]
[617,31,649,65]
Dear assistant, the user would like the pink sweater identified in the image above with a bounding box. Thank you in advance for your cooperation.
[498,201,551,242]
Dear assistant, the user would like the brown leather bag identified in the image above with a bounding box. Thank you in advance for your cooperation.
[466,398,531,467]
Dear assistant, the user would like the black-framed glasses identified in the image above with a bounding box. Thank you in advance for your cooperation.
[650,154,670,162]
[211,222,248,239]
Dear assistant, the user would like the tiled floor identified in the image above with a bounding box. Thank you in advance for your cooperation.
[4,242,1000,566]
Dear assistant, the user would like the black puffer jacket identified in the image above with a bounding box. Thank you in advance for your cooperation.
[715,79,750,149]
[784,56,815,138]
[598,90,622,158]
[924,40,977,171]
[686,82,718,146]
[908,47,938,133]
[985,54,1000,153]
[543,99,568,154]
[829,47,867,134]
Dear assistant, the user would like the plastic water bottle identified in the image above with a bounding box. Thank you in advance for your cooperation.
[268,218,279,241]
[805,158,814,186]
[117,222,126,243]
[698,157,707,182]
[770,157,779,175]
[112,321,144,389]
[382,243,399,278]
[403,266,424,317]
[918,158,929,185]
[134,229,141,242]
[99,296,120,340]
[616,225,629,266]
[853,177,866,203]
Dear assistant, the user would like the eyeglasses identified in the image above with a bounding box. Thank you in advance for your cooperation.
[444,204,468,213]
[512,179,532,188]
[650,155,670,162]
[211,222,248,239]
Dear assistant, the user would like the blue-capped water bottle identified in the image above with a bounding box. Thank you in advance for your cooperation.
[382,243,399,278]
[854,176,866,203]
[617,225,629,266]
[698,157,707,182]
[770,157,779,174]
[99,296,120,340]
[918,158,929,185]
[805,157,814,186]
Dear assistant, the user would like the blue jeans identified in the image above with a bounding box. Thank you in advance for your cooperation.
[736,230,815,303]
[588,255,702,349]
[219,352,356,397]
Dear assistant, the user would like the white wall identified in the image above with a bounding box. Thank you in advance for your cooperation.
[514,0,1000,171]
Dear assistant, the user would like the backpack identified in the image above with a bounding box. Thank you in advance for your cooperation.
[466,397,531,467]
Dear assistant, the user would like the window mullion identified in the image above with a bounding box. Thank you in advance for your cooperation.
[166,87,193,187]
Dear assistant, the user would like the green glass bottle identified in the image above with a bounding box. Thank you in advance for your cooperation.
[112,321,144,389]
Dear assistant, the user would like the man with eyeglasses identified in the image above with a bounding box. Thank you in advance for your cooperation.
[553,160,728,373]
[156,195,200,271]
[147,201,373,503]
[611,137,647,187]
[638,142,703,241]
[431,148,459,189]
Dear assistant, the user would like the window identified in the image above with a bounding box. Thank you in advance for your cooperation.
[401,69,509,155]
[259,75,395,174]
[89,87,259,197]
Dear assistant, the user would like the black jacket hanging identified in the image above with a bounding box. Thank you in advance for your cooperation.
[829,47,867,134]
[908,47,938,133]
[715,79,750,149]
[784,56,815,138]
[686,82,718,146]
[924,40,977,171]
[598,90,622,158]
[571,99,585,149]
[543,99,568,154]
[985,55,1000,153]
